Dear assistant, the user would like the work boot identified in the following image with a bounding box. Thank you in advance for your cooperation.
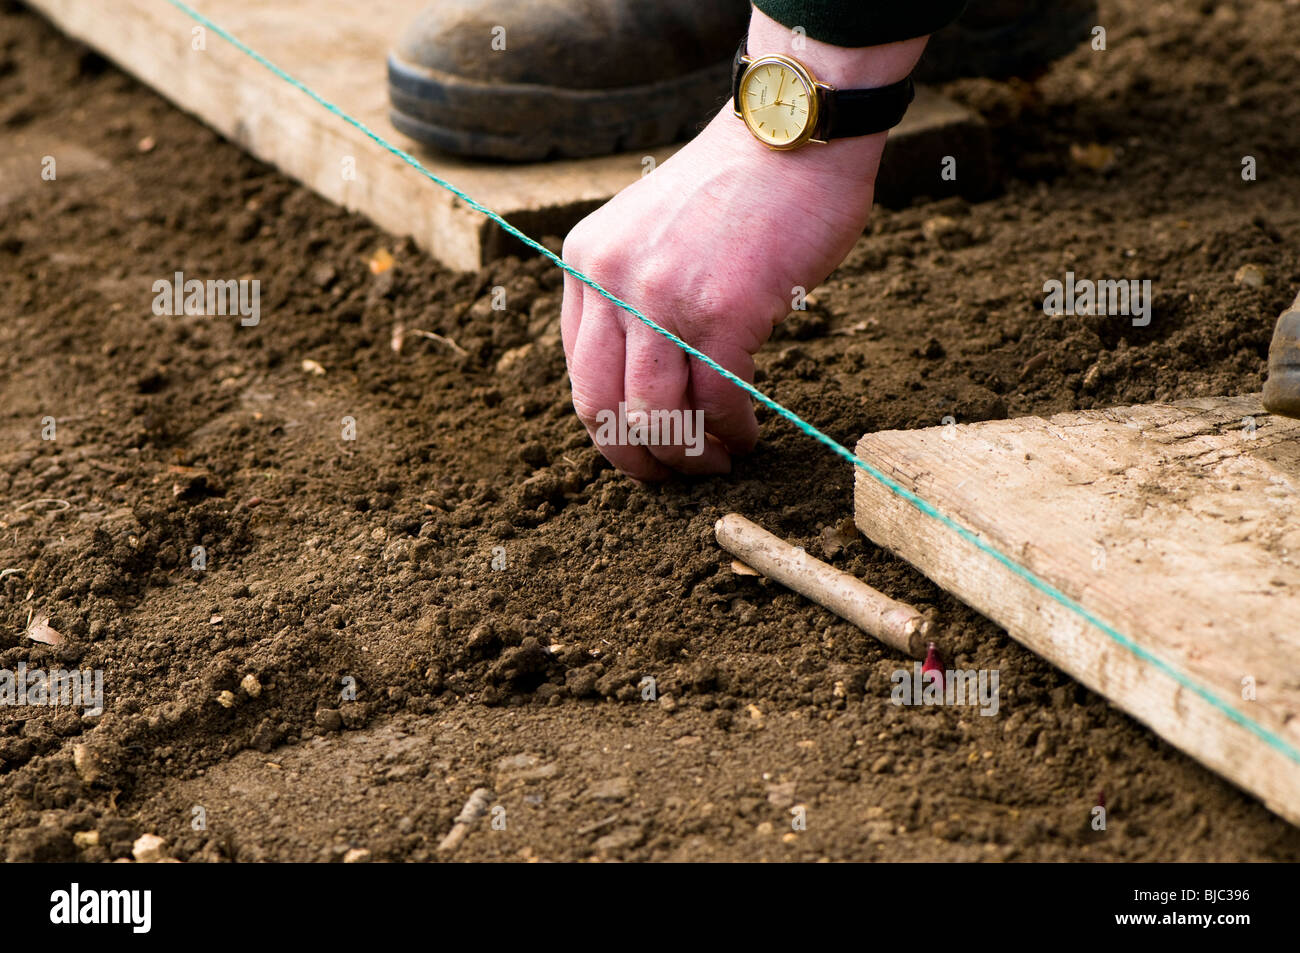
[1262,292,1300,420]
[387,0,751,161]
[387,0,1099,161]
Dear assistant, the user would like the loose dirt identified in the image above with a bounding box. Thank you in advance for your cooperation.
[3,0,1300,861]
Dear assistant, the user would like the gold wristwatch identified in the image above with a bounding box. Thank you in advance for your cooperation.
[731,38,915,150]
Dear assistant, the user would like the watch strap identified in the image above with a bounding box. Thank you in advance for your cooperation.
[815,75,914,140]
[731,36,915,142]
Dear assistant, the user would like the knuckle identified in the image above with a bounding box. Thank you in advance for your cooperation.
[561,223,594,267]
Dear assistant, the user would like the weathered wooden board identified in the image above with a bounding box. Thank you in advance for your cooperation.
[854,395,1300,826]
[29,0,991,270]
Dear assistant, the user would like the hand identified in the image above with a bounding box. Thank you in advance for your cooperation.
[560,14,927,480]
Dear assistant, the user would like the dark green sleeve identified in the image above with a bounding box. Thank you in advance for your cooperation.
[752,1,968,47]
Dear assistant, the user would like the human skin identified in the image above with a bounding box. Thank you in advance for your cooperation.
[560,6,929,480]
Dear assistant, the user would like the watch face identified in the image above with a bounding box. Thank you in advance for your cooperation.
[739,55,817,149]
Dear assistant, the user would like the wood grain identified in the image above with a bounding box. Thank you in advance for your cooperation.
[854,394,1300,825]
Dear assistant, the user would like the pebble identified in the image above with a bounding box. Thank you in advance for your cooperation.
[216,690,238,709]
[240,674,262,698]
[931,820,960,841]
[342,847,372,864]
[495,343,534,376]
[72,744,107,784]
[1069,142,1117,172]
[310,263,338,290]
[921,215,974,249]
[132,833,168,863]
[315,708,344,732]
[1233,264,1266,289]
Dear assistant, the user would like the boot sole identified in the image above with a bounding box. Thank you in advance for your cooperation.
[388,52,731,161]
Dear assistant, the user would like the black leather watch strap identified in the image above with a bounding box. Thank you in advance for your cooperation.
[815,76,914,140]
[731,36,915,142]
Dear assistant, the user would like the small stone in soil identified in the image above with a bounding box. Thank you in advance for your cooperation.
[132,833,168,863]
[1233,263,1266,289]
[314,708,344,732]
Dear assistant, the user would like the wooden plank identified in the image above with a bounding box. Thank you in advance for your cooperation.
[854,395,1300,826]
[29,0,991,271]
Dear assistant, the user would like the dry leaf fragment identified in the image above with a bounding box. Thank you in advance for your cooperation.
[26,613,64,646]
[731,559,761,577]
[408,329,468,357]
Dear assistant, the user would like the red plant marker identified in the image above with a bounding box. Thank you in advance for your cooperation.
[922,641,944,692]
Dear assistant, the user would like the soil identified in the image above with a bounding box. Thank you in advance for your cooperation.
[3,0,1300,862]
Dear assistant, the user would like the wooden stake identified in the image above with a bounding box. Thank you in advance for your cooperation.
[714,513,931,658]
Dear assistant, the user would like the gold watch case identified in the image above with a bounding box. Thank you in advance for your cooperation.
[734,52,830,150]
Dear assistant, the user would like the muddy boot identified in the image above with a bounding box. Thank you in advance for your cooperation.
[1262,292,1300,420]
[387,0,751,161]
[388,0,1099,161]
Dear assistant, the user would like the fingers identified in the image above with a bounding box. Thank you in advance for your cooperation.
[568,290,672,481]
[623,322,732,475]
[560,271,583,366]
[686,339,759,455]
[562,267,750,480]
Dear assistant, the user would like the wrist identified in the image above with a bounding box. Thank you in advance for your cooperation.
[745,6,928,89]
